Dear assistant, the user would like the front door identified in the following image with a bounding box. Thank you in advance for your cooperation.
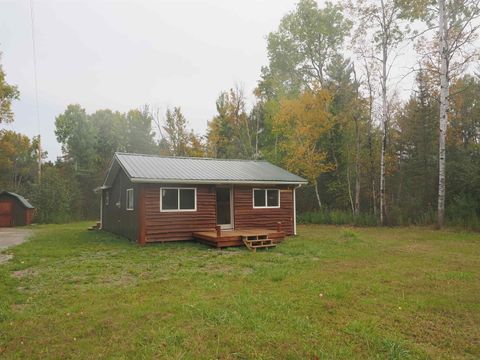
[216,187,233,229]
[0,201,13,227]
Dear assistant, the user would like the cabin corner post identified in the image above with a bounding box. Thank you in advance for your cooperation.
[293,186,298,236]
[99,190,103,230]
[138,185,146,246]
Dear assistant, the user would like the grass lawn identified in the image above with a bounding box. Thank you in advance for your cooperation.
[0,223,479,359]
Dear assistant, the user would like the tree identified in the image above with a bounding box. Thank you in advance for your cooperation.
[394,70,438,218]
[256,0,368,214]
[435,0,480,227]
[0,53,19,124]
[55,104,96,170]
[348,0,410,225]
[28,163,82,223]
[162,107,190,156]
[257,0,351,98]
[90,109,127,173]
[325,56,365,215]
[446,75,480,224]
[273,88,335,208]
[161,107,205,157]
[351,32,381,215]
[125,106,157,154]
[186,131,206,157]
[0,130,38,190]
[206,86,255,159]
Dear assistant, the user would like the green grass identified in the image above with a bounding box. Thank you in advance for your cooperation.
[0,223,479,359]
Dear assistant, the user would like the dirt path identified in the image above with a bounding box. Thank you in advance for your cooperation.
[0,228,33,250]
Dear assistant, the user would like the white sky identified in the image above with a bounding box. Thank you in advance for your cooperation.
[4,1,473,161]
[0,0,297,159]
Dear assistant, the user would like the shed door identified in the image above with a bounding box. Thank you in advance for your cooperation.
[0,201,14,227]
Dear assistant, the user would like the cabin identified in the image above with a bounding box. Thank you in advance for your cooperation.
[0,191,35,227]
[99,153,307,248]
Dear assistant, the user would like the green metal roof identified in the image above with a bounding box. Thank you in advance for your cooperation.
[103,153,307,187]
[0,191,34,209]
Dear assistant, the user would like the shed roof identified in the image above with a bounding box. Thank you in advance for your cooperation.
[103,153,307,187]
[0,191,35,208]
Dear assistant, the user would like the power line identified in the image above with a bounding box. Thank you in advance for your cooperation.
[29,0,42,183]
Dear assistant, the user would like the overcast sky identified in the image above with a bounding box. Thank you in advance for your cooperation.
[0,0,298,160]
[4,1,474,161]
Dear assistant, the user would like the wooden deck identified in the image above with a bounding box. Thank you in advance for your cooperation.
[193,228,285,248]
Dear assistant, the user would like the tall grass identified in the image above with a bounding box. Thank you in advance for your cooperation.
[298,210,379,226]
[298,208,480,231]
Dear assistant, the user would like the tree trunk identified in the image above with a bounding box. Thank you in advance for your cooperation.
[380,36,388,225]
[354,115,361,216]
[352,67,362,217]
[314,179,322,209]
[437,0,448,228]
[255,112,259,159]
[37,134,42,184]
[365,61,377,215]
[346,163,355,215]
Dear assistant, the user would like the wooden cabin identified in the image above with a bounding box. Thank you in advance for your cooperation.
[99,153,307,247]
[0,191,35,227]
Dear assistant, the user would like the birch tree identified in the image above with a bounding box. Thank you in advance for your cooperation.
[435,0,480,227]
[351,36,381,215]
[348,0,409,225]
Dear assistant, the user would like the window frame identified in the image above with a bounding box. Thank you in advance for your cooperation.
[160,187,197,212]
[126,188,134,211]
[252,188,281,209]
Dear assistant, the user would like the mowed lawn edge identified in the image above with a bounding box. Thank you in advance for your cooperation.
[0,223,479,359]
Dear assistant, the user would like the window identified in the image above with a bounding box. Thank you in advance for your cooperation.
[253,189,280,208]
[104,191,110,206]
[161,188,196,212]
[126,188,134,210]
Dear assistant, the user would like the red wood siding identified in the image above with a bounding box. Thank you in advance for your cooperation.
[144,184,216,242]
[25,209,34,226]
[233,186,294,235]
[0,201,13,227]
[0,194,34,227]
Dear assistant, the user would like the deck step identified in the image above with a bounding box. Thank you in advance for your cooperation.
[242,235,277,252]
[87,222,101,231]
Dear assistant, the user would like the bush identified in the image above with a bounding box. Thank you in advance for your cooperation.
[25,165,86,223]
[298,204,480,232]
[446,194,480,231]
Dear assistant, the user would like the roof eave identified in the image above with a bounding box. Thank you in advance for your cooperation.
[130,178,308,185]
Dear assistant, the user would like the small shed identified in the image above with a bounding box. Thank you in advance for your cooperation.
[0,191,35,227]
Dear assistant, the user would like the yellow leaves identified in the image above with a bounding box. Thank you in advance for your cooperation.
[273,88,335,184]
[275,89,333,139]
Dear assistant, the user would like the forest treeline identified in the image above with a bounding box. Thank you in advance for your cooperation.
[1,0,479,229]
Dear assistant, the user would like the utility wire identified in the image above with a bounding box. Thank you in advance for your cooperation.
[29,0,42,182]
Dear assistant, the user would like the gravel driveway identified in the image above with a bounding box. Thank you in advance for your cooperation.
[0,228,33,250]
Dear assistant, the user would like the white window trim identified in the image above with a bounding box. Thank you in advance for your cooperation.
[160,187,197,212]
[126,188,134,211]
[252,188,281,209]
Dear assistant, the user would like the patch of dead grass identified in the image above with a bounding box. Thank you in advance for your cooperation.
[0,253,13,264]
[11,268,38,279]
